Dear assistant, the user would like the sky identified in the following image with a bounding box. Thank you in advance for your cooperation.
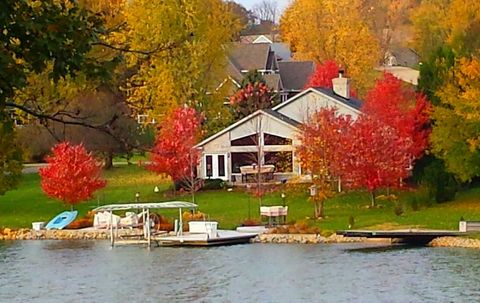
[234,0,291,14]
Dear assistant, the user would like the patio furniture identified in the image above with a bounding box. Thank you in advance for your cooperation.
[240,165,275,183]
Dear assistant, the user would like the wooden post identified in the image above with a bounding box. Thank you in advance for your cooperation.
[179,208,183,236]
[110,210,114,247]
[146,208,151,247]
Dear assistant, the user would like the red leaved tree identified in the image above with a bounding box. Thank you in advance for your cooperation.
[39,142,106,208]
[304,60,341,89]
[297,108,353,218]
[362,72,431,160]
[229,82,276,119]
[340,116,412,207]
[304,59,357,96]
[147,107,202,202]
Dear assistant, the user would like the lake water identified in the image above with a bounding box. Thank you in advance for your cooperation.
[1,241,479,302]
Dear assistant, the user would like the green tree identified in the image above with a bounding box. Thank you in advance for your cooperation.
[431,56,480,181]
[1,0,107,194]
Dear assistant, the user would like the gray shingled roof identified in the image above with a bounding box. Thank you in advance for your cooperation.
[278,61,315,91]
[312,87,363,110]
[263,74,283,91]
[270,43,291,61]
[228,43,271,71]
[262,109,301,127]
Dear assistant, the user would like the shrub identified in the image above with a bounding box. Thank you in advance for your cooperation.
[413,155,457,203]
[201,178,225,190]
[394,202,405,216]
[270,220,319,234]
[241,218,261,226]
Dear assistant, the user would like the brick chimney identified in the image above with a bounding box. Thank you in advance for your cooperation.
[332,70,350,99]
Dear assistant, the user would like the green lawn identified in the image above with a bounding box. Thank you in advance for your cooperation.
[1,165,480,233]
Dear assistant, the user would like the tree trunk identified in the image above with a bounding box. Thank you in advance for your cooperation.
[370,191,376,208]
[104,153,113,169]
[314,200,325,219]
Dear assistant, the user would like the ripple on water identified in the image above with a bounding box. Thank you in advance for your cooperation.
[1,241,480,302]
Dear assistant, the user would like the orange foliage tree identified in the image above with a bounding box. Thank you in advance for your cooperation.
[297,108,353,218]
[147,106,202,201]
[39,142,106,208]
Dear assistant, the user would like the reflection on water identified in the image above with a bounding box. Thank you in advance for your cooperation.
[1,241,480,302]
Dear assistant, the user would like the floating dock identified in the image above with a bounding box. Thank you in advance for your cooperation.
[154,230,258,246]
[337,229,463,245]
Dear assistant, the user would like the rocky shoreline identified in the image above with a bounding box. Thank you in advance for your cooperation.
[2,228,480,249]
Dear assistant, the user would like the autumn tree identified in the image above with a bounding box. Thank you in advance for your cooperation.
[297,109,353,218]
[39,142,106,208]
[411,0,480,59]
[341,116,412,207]
[147,107,202,202]
[229,82,277,119]
[346,73,430,205]
[0,0,110,195]
[363,73,431,160]
[431,56,480,182]
[280,0,380,94]
[119,0,241,124]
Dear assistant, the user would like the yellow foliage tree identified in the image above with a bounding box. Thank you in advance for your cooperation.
[431,56,480,181]
[280,0,380,95]
[118,0,240,126]
[411,0,480,58]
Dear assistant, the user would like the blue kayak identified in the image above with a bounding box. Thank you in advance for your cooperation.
[45,211,78,230]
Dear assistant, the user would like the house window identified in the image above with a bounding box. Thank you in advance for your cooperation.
[206,155,213,177]
[231,134,259,146]
[264,133,292,145]
[265,152,293,172]
[218,155,225,177]
[231,152,257,173]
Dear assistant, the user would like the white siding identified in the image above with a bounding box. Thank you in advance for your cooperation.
[276,92,359,123]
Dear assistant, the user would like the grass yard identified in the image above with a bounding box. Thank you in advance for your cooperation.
[1,165,480,233]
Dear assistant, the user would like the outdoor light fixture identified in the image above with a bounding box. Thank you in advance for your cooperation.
[135,192,140,202]
[154,186,160,193]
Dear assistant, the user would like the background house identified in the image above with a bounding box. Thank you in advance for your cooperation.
[196,75,361,183]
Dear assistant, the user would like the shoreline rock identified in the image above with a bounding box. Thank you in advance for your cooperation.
[428,236,480,249]
[252,233,373,244]
[3,227,480,249]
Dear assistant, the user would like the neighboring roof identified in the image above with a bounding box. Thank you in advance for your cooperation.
[376,66,419,86]
[196,109,300,148]
[226,58,244,83]
[93,201,198,212]
[239,34,276,44]
[228,43,271,71]
[270,43,291,61]
[384,47,421,68]
[253,35,273,44]
[278,61,315,91]
[272,87,362,113]
[263,74,283,91]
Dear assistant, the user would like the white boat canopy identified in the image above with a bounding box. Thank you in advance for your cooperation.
[93,201,198,212]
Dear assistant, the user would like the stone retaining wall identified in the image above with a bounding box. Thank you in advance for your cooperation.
[429,236,480,249]
[0,228,142,240]
[3,227,480,248]
[253,233,369,244]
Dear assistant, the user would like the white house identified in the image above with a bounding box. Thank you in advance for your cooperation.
[195,75,362,182]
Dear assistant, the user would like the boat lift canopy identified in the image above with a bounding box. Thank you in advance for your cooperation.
[93,201,198,212]
[92,201,198,247]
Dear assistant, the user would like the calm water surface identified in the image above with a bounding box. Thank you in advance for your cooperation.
[0,241,479,302]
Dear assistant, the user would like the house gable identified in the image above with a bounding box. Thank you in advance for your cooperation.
[273,87,361,123]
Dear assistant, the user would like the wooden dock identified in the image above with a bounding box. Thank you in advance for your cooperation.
[154,230,258,247]
[337,229,463,245]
